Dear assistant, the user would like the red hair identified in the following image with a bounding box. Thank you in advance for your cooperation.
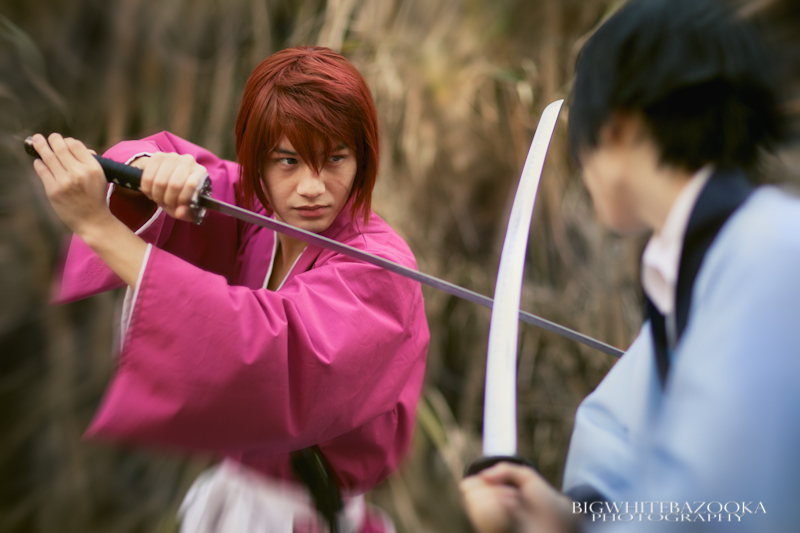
[235,46,380,224]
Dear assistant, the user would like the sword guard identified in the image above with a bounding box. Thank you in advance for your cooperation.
[189,173,212,225]
[464,455,537,477]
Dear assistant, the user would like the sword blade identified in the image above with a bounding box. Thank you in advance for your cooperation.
[200,195,623,358]
[23,135,622,358]
[483,100,563,457]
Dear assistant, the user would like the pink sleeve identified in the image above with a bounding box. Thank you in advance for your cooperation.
[85,245,429,482]
[54,132,242,303]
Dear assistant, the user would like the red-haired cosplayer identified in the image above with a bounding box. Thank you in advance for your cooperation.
[30,46,429,532]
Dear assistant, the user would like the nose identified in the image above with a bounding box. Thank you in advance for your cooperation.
[297,165,325,198]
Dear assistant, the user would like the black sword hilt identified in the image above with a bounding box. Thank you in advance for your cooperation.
[24,136,211,224]
[464,455,538,477]
[291,446,347,533]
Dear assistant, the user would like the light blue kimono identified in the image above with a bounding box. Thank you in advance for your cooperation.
[563,186,800,531]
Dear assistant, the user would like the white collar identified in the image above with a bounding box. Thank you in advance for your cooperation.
[641,165,714,316]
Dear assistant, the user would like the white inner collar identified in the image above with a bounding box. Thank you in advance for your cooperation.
[641,165,714,316]
[262,231,306,291]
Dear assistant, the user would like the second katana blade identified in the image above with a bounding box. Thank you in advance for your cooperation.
[482,100,564,458]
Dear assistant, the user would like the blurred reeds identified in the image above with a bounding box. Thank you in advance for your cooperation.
[0,0,797,531]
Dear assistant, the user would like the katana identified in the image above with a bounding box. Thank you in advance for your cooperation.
[468,99,562,475]
[24,136,623,358]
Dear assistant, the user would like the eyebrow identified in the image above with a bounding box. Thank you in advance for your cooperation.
[273,144,349,157]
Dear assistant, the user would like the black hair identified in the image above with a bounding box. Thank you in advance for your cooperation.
[747,0,800,144]
[569,0,786,171]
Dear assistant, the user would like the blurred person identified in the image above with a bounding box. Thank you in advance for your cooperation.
[29,46,429,533]
[461,0,797,531]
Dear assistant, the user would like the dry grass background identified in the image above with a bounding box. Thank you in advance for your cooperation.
[0,0,797,531]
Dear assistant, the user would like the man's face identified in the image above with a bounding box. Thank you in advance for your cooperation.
[580,145,646,235]
[579,115,656,236]
[261,136,357,233]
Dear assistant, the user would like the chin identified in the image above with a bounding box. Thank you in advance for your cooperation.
[593,201,649,236]
[294,218,332,234]
[606,218,650,237]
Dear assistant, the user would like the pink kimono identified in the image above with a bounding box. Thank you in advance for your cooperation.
[56,132,429,525]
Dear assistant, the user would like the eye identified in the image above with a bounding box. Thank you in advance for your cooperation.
[329,153,347,164]
[274,157,298,166]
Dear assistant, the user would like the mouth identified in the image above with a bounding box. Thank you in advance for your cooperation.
[294,205,328,218]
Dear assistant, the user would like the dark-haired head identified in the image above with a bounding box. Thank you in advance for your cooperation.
[569,0,785,172]
[235,46,379,223]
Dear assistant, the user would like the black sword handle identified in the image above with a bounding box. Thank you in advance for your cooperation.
[24,136,212,224]
[25,136,144,191]
[291,446,345,533]
[464,455,538,477]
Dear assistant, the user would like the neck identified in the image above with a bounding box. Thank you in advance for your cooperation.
[635,165,694,234]
[621,136,694,234]
[277,233,308,269]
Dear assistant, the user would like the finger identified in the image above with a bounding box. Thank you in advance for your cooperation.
[64,137,99,166]
[461,480,521,533]
[176,169,205,207]
[139,154,162,197]
[491,485,522,507]
[50,134,105,191]
[64,138,106,185]
[128,155,150,170]
[460,475,485,492]
[162,156,193,208]
[172,205,187,221]
[479,462,537,488]
[464,484,521,508]
[31,134,66,176]
[32,158,57,192]
[460,476,521,509]
[49,133,80,171]
[150,154,180,205]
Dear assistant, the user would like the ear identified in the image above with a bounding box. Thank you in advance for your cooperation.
[598,111,649,148]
